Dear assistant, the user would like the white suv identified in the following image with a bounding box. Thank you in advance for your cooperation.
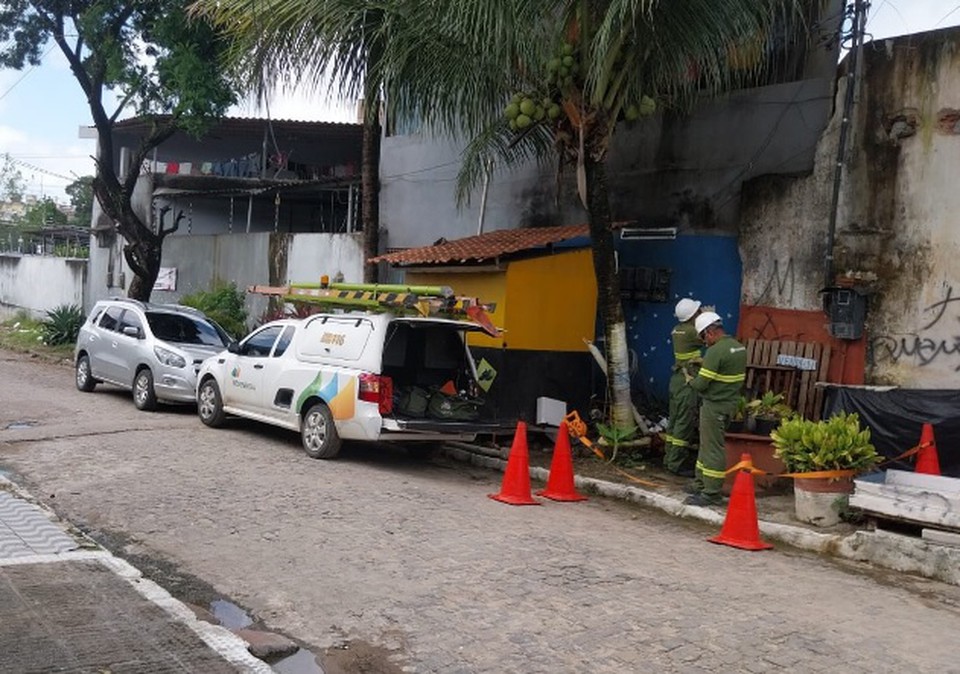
[74,299,231,410]
[196,312,494,458]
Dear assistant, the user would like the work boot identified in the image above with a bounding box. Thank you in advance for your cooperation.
[683,492,723,507]
[683,482,699,495]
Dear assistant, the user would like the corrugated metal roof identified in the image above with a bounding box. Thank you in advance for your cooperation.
[370,224,590,266]
[111,115,362,136]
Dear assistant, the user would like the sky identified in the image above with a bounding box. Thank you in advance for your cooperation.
[0,0,958,203]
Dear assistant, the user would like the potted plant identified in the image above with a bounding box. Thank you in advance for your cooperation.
[727,396,748,433]
[748,392,792,436]
[771,412,879,527]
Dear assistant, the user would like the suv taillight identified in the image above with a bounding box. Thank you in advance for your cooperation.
[359,373,393,415]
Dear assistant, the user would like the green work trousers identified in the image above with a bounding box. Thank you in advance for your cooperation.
[664,370,698,473]
[694,399,736,498]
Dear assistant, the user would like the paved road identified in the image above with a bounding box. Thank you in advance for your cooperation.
[2,350,960,673]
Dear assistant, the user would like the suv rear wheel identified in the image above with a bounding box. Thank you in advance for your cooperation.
[75,354,97,392]
[301,401,342,459]
[133,368,159,411]
[197,378,226,427]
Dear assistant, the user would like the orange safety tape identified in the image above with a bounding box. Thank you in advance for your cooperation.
[724,441,935,479]
[563,411,662,489]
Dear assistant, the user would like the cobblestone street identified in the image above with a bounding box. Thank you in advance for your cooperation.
[3,351,960,673]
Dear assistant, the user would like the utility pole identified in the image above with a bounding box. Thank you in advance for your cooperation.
[824,0,868,288]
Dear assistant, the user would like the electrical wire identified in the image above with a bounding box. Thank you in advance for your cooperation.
[936,3,960,27]
[0,44,56,102]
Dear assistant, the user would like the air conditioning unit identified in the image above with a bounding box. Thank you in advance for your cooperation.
[620,227,677,241]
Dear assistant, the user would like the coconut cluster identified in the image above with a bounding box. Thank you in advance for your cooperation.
[503,41,658,132]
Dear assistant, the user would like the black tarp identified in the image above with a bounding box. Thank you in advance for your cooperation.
[823,387,960,477]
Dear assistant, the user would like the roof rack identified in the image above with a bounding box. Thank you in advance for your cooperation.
[248,278,500,337]
[107,297,146,309]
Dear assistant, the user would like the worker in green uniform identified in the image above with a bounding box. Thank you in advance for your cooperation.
[663,298,702,476]
[684,311,747,506]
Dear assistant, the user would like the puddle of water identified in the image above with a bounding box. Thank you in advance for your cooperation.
[208,598,325,673]
[269,648,325,674]
[208,599,253,630]
[5,420,37,430]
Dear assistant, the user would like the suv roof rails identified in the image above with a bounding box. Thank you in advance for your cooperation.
[154,303,205,316]
[107,296,146,309]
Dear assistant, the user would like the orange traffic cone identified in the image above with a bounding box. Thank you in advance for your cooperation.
[708,453,773,551]
[915,423,941,475]
[537,422,587,502]
[489,421,541,506]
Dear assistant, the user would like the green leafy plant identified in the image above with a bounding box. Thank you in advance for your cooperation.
[732,395,749,422]
[41,304,84,346]
[180,282,248,340]
[771,412,879,474]
[53,244,89,258]
[748,391,792,421]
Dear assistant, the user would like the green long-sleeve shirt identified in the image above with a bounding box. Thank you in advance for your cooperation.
[690,334,747,404]
[671,321,702,366]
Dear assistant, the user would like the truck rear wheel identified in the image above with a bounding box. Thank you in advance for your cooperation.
[301,402,342,459]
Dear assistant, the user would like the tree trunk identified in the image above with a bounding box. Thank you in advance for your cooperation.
[584,156,634,431]
[92,177,161,302]
[124,237,162,301]
[361,101,382,284]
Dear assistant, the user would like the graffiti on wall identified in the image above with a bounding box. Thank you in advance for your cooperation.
[748,310,809,342]
[872,285,960,370]
[755,258,796,305]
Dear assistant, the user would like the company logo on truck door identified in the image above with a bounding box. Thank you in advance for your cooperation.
[230,366,256,391]
[295,370,356,419]
[320,332,346,346]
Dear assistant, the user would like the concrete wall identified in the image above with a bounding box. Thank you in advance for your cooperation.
[380,77,836,250]
[0,254,86,318]
[88,227,363,331]
[740,28,960,388]
[379,134,585,250]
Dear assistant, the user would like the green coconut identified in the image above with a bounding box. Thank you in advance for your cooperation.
[639,95,657,116]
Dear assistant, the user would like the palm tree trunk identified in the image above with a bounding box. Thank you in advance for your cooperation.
[584,156,634,430]
[361,101,382,284]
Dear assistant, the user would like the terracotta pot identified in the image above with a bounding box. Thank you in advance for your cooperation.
[794,476,854,493]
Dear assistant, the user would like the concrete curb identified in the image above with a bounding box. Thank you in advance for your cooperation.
[442,445,960,587]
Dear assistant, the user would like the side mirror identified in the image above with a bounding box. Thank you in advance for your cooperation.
[122,326,141,339]
[227,341,240,354]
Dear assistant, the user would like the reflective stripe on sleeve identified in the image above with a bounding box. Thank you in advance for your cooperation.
[674,350,701,362]
[699,367,745,383]
[664,435,689,447]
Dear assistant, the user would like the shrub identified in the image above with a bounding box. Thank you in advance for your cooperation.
[180,282,248,339]
[41,304,85,346]
[772,412,879,474]
[255,301,319,328]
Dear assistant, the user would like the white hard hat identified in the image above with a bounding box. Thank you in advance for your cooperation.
[695,311,722,336]
[675,298,701,322]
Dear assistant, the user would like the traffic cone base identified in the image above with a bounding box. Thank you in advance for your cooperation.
[915,423,941,476]
[708,453,773,551]
[537,422,587,502]
[489,421,541,506]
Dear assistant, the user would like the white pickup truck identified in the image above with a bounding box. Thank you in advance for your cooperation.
[196,312,503,458]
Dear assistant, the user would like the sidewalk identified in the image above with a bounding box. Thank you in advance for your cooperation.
[0,478,271,674]
[441,440,960,587]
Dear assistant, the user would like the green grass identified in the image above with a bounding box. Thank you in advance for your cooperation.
[0,312,75,361]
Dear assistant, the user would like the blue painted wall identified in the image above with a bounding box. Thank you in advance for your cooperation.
[615,233,742,404]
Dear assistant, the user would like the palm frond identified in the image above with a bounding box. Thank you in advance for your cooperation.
[455,120,556,206]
